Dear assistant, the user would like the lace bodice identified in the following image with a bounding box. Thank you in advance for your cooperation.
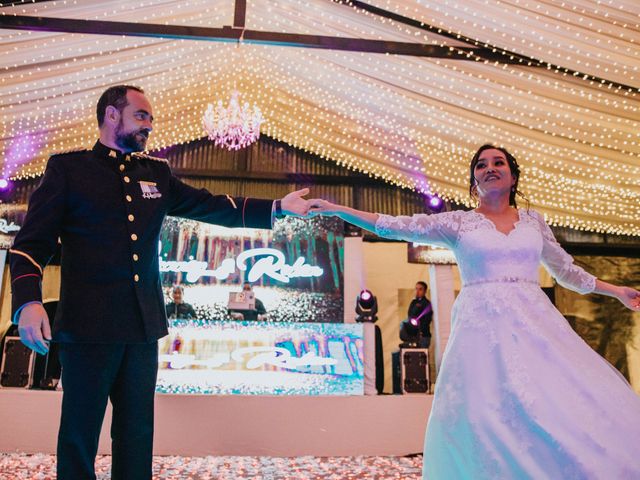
[375,208,595,294]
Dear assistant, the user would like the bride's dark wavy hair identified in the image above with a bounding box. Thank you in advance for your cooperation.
[469,144,529,209]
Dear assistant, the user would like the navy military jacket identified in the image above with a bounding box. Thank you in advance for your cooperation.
[10,141,274,343]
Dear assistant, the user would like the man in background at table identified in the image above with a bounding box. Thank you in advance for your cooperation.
[9,85,311,480]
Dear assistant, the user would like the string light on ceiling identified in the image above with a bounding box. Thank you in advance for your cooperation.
[0,0,639,236]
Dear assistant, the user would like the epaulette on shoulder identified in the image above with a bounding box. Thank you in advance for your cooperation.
[50,147,89,158]
[132,152,169,165]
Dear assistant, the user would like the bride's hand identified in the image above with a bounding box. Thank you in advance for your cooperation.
[308,199,341,216]
[617,287,640,311]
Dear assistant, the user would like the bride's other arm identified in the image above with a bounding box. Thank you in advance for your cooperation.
[592,280,640,311]
[534,210,640,311]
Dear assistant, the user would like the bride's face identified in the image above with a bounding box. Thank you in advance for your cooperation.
[473,149,515,199]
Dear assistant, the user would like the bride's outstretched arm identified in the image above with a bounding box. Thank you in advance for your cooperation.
[592,280,640,311]
[309,199,379,233]
[309,199,462,248]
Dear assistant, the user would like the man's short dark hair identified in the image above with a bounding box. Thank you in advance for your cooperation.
[96,85,144,127]
[416,281,428,290]
[171,285,184,294]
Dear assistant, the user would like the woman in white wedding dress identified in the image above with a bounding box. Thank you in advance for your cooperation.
[309,145,640,479]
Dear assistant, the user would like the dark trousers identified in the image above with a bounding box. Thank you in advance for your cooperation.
[57,342,158,480]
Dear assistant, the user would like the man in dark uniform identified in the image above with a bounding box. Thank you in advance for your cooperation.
[10,85,311,479]
[165,285,196,319]
[400,281,433,348]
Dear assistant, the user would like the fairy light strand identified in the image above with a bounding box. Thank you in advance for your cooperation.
[0,0,639,235]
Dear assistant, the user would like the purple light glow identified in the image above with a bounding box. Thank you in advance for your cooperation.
[4,130,45,178]
[0,179,9,190]
[409,318,419,326]
[428,195,442,208]
[360,290,371,301]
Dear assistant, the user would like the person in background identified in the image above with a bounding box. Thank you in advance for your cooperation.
[229,282,268,321]
[165,285,196,319]
[401,281,433,348]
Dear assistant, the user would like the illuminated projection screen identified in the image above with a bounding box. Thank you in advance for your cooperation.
[157,216,350,395]
[157,320,364,395]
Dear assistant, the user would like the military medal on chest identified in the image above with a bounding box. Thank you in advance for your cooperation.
[138,180,162,199]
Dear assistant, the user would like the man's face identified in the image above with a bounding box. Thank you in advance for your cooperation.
[114,90,154,153]
[243,283,252,292]
[415,284,426,298]
[172,289,183,304]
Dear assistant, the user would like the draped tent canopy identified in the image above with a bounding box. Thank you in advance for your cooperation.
[1,0,639,234]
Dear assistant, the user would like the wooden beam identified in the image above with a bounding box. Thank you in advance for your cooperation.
[342,0,541,66]
[0,0,53,5]
[233,0,246,29]
[0,15,522,62]
[3,12,634,90]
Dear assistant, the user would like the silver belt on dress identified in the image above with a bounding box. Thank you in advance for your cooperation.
[463,277,539,287]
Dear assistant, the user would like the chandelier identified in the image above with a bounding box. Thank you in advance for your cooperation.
[203,91,264,151]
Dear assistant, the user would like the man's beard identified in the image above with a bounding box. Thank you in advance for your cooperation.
[115,122,148,152]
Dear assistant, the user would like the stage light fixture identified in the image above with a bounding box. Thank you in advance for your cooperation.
[428,196,442,208]
[400,314,429,348]
[355,289,378,323]
[0,179,10,190]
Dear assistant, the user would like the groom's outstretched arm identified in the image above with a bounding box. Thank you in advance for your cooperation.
[167,171,311,229]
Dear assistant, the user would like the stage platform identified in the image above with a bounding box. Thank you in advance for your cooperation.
[0,390,433,457]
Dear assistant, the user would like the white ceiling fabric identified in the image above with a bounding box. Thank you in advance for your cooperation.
[1,0,639,234]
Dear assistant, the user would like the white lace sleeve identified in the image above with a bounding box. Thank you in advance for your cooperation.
[534,211,596,294]
[375,210,462,248]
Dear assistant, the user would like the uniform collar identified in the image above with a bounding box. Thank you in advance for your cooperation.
[93,141,134,161]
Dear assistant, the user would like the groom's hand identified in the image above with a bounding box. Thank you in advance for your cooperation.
[280,188,311,217]
[18,303,51,355]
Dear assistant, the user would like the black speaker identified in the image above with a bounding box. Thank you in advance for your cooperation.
[31,301,61,389]
[542,287,555,305]
[391,350,401,394]
[374,324,384,394]
[0,301,61,390]
[400,348,430,394]
[0,337,35,388]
